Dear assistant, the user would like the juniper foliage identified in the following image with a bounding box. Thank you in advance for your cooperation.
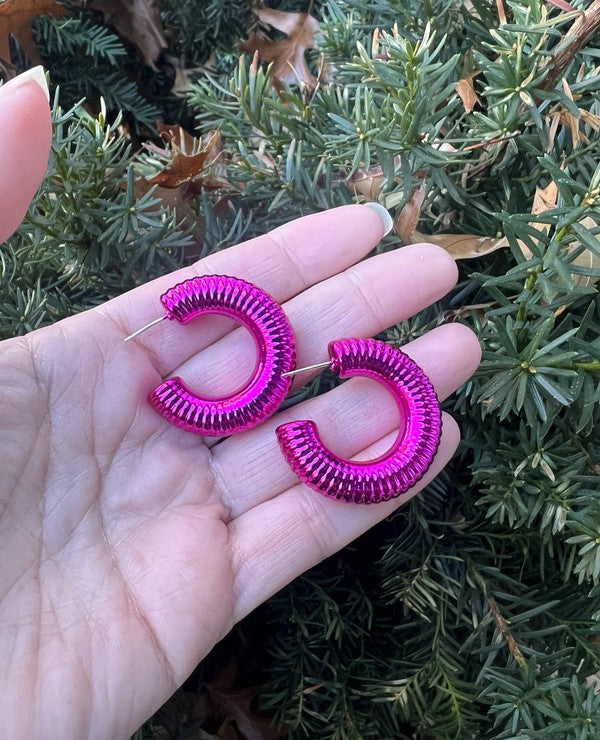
[0,99,191,338]
[31,12,160,129]
[158,0,254,65]
[4,0,600,738]
[186,1,600,737]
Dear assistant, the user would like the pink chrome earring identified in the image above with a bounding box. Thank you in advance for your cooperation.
[276,338,442,504]
[125,275,296,435]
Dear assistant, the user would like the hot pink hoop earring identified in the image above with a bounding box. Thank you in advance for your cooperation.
[276,338,441,504]
[125,275,296,436]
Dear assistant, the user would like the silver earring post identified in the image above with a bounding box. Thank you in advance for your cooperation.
[124,315,168,342]
[282,360,331,378]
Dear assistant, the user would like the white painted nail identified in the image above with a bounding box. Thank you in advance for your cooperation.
[0,66,50,102]
[364,202,394,236]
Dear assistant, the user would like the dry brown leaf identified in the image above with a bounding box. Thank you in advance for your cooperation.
[579,108,600,130]
[394,185,426,243]
[396,177,507,260]
[150,128,227,190]
[206,660,282,740]
[410,230,507,259]
[531,179,558,219]
[86,0,166,70]
[240,6,319,90]
[170,66,196,97]
[561,78,581,147]
[395,159,599,282]
[456,74,480,113]
[520,181,599,287]
[549,82,600,149]
[549,108,600,149]
[436,301,496,327]
[349,166,384,199]
[349,142,455,201]
[134,177,204,245]
[167,53,217,97]
[156,121,199,156]
[0,0,66,63]
[135,126,230,246]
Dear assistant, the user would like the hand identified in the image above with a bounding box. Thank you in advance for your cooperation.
[0,74,481,740]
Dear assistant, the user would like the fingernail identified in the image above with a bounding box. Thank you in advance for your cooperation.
[0,66,50,102]
[364,202,394,236]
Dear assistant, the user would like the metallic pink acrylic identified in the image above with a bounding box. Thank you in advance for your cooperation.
[149,275,296,436]
[276,338,442,504]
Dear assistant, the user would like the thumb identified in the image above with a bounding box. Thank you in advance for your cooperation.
[0,66,52,243]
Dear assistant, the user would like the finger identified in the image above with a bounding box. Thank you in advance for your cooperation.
[0,67,52,243]
[229,412,461,621]
[101,204,391,373]
[166,242,458,398]
[213,322,480,517]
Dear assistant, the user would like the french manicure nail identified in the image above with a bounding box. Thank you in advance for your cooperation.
[0,66,50,102]
[364,202,394,236]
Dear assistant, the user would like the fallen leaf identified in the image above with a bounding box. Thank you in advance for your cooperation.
[0,0,66,63]
[170,65,196,97]
[399,169,598,275]
[579,108,600,130]
[436,301,496,327]
[350,167,384,200]
[133,177,205,245]
[519,180,599,287]
[150,127,227,190]
[394,184,426,243]
[456,73,480,113]
[166,53,217,97]
[396,178,508,259]
[134,126,229,245]
[156,121,200,156]
[349,142,455,201]
[240,6,319,90]
[549,82,600,149]
[586,672,600,695]
[561,78,581,147]
[531,179,558,223]
[206,661,282,740]
[86,0,166,70]
[410,230,508,259]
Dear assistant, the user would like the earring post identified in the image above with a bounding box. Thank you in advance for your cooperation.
[282,360,331,378]
[124,315,168,342]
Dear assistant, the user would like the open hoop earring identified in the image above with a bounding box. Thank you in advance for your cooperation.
[276,338,441,504]
[126,275,296,436]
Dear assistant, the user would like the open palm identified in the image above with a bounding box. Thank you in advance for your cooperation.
[0,74,480,739]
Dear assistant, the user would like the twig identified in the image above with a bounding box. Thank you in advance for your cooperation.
[471,568,528,670]
[496,0,507,25]
[464,132,521,151]
[541,0,600,90]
